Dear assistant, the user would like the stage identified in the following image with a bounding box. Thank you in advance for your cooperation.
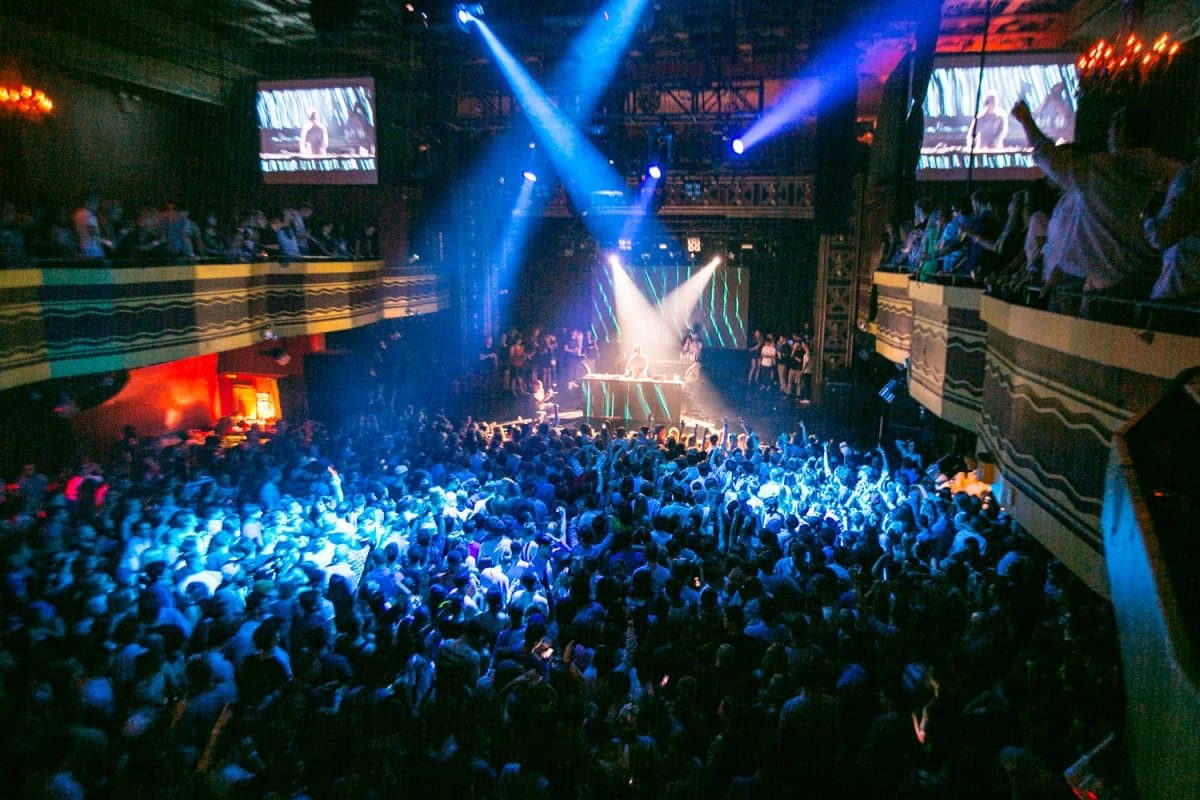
[580,373,685,425]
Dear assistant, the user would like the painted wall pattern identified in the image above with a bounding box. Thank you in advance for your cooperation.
[0,261,448,390]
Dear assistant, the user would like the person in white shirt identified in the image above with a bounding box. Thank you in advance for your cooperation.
[1012,100,1179,297]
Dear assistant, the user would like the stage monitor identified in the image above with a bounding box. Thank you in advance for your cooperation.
[257,78,377,185]
[917,54,1079,181]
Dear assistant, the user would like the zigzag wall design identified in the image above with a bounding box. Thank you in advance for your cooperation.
[0,262,447,390]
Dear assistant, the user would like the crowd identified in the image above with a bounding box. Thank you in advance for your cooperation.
[880,101,1200,310]
[0,398,1122,799]
[0,196,380,267]
[745,330,814,401]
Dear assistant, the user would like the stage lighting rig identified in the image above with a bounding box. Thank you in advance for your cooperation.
[645,125,673,180]
[454,3,483,31]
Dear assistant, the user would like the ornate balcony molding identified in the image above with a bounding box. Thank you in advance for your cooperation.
[0,261,448,391]
[908,281,986,432]
[978,296,1200,595]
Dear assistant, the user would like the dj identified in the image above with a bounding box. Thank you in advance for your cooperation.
[623,345,650,378]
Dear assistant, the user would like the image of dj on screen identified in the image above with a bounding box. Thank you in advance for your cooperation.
[299,109,329,156]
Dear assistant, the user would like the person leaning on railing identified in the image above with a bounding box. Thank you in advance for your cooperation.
[1010,99,1179,305]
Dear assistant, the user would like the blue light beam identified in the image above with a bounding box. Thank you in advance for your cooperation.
[734,3,908,152]
[554,0,653,122]
[475,20,633,241]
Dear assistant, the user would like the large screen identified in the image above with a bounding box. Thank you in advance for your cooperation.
[917,54,1079,181]
[257,78,378,185]
[591,262,749,359]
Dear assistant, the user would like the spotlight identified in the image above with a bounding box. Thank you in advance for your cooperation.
[608,254,621,269]
[646,126,672,180]
[523,170,537,182]
[454,3,482,30]
[731,138,745,155]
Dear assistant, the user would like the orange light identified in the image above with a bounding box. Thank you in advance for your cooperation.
[1143,54,1152,65]
[0,80,54,117]
[1169,43,1180,55]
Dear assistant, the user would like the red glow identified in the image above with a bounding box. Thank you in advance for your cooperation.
[69,354,219,446]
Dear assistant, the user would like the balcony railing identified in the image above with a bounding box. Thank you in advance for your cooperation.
[871,270,1200,595]
[0,260,448,391]
[542,175,815,219]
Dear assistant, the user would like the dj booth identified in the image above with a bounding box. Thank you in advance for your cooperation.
[581,374,685,424]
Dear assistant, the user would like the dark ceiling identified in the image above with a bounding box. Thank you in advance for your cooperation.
[3,0,1082,100]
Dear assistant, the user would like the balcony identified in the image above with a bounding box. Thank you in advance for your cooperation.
[542,175,815,219]
[0,260,448,391]
[908,280,986,432]
[871,270,1200,595]
[871,270,913,363]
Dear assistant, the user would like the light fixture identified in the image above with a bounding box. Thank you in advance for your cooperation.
[646,125,672,180]
[522,170,537,182]
[0,68,54,118]
[1078,31,1182,83]
[731,138,745,155]
[454,3,483,31]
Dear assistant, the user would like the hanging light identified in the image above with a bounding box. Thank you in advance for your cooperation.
[0,68,54,118]
[1078,31,1182,83]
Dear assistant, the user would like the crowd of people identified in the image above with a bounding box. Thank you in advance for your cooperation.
[1,395,1122,798]
[475,327,596,399]
[745,330,814,401]
[881,100,1200,311]
[881,184,1054,302]
[0,196,380,267]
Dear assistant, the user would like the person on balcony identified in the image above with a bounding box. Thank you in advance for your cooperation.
[1011,100,1179,302]
[1143,143,1200,302]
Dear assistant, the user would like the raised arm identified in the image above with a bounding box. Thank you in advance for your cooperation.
[875,444,891,489]
[1011,99,1075,188]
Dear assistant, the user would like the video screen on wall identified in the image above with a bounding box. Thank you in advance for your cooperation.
[917,54,1079,180]
[256,78,377,185]
[590,262,749,356]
